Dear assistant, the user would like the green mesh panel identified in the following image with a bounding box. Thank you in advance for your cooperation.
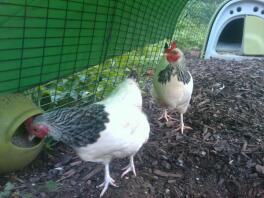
[0,0,188,93]
[173,0,223,50]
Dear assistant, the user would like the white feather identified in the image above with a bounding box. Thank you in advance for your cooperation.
[76,79,150,164]
[102,79,142,109]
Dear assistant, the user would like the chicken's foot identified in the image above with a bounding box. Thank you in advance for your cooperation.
[121,155,136,178]
[175,113,192,134]
[158,109,177,122]
[97,163,118,197]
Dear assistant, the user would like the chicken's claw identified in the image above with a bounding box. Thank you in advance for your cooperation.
[121,156,136,178]
[158,110,177,122]
[174,113,192,134]
[97,176,118,197]
[175,123,192,134]
[97,164,118,197]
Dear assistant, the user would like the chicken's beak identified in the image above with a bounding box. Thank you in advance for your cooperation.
[28,134,36,141]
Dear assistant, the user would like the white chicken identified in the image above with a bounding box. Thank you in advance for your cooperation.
[152,41,193,134]
[25,71,150,197]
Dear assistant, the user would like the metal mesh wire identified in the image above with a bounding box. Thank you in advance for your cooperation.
[173,0,223,50]
[0,0,224,110]
[26,40,166,110]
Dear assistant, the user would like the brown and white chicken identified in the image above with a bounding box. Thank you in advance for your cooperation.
[25,72,150,197]
[152,41,193,134]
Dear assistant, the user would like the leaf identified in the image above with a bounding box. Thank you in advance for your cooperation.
[0,182,14,198]
[4,182,14,191]
[38,181,60,193]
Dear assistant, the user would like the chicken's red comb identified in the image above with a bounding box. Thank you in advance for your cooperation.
[171,41,177,49]
[165,41,177,53]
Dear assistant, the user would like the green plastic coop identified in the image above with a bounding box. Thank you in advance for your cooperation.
[203,0,264,60]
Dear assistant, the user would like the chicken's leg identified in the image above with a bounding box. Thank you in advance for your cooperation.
[159,109,177,122]
[97,163,118,197]
[121,155,136,178]
[176,113,192,134]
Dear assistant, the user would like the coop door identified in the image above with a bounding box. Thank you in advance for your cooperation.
[242,16,264,56]
[216,18,244,55]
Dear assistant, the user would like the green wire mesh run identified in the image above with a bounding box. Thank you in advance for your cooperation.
[173,0,223,50]
[0,0,225,111]
[0,0,187,94]
[0,0,189,110]
[26,41,165,110]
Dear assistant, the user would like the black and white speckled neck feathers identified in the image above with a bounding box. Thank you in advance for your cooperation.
[40,104,109,148]
[157,47,191,85]
[158,63,191,85]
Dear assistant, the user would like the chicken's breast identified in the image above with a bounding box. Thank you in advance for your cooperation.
[153,71,193,113]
